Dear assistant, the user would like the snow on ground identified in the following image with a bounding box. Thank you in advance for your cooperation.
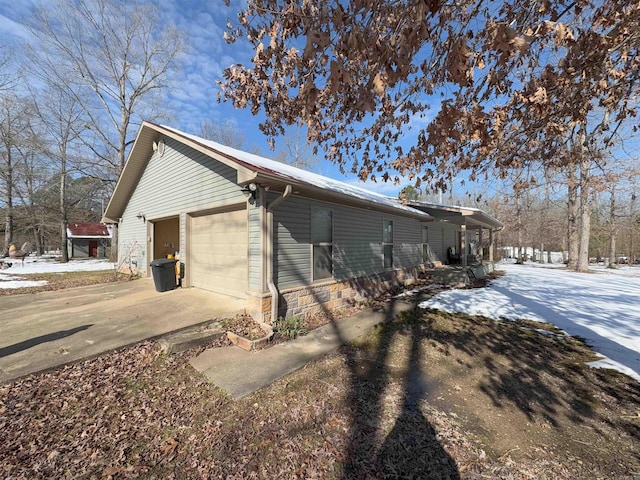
[420,261,640,382]
[0,257,115,289]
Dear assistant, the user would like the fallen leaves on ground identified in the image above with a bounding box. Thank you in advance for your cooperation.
[1,307,638,479]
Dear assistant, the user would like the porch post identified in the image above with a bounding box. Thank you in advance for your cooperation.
[478,227,484,264]
[461,221,467,268]
[489,229,494,262]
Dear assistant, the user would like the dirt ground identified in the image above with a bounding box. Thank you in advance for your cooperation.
[1,289,638,479]
[0,270,130,296]
[371,307,640,477]
[1,272,638,478]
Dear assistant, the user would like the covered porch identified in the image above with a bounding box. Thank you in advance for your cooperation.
[408,201,504,268]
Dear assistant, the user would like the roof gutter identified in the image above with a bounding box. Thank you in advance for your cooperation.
[266,185,292,323]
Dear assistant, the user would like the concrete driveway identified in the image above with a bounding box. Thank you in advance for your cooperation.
[0,278,245,383]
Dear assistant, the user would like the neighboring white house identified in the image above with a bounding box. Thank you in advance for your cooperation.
[103,122,502,322]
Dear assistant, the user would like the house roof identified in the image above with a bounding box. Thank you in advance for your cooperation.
[66,222,112,238]
[406,201,503,230]
[102,122,433,223]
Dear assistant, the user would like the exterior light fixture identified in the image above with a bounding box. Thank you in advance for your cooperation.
[241,182,258,204]
[241,182,258,196]
[136,212,146,222]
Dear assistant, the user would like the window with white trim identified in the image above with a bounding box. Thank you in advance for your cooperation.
[312,209,333,280]
[383,219,393,269]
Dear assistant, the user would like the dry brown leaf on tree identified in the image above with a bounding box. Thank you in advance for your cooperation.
[218,0,640,189]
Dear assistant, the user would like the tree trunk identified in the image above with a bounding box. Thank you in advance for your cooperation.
[577,157,591,272]
[110,224,119,262]
[515,192,524,264]
[566,163,579,270]
[60,155,69,262]
[34,225,43,256]
[4,210,13,255]
[630,187,637,264]
[3,150,13,255]
[608,187,617,268]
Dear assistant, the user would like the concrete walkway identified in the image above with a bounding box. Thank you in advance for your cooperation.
[190,299,416,399]
[0,279,244,383]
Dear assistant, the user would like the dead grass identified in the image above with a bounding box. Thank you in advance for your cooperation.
[1,303,638,479]
[0,270,135,296]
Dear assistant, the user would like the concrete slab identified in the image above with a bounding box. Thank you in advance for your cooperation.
[158,322,226,355]
[0,279,245,383]
[190,299,416,399]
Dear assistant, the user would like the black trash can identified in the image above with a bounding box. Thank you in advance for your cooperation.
[150,258,178,292]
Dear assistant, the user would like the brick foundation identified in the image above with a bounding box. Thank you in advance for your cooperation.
[247,265,427,323]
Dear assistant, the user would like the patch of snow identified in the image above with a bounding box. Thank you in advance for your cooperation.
[0,274,23,281]
[420,262,640,382]
[0,257,114,289]
[0,279,48,289]
[394,284,447,298]
[588,264,640,277]
[498,259,640,277]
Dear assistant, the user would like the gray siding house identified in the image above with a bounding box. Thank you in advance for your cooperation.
[103,122,501,322]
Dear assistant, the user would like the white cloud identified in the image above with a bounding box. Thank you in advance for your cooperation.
[0,13,31,41]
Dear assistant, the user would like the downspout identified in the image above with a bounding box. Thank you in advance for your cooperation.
[266,185,292,323]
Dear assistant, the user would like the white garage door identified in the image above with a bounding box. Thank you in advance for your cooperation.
[190,207,248,298]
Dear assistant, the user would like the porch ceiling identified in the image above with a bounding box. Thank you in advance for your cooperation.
[406,201,503,230]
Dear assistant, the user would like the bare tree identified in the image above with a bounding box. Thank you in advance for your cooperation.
[577,158,592,272]
[274,125,318,170]
[14,140,51,255]
[28,83,87,262]
[28,0,184,182]
[0,46,18,92]
[630,181,638,264]
[198,119,245,149]
[27,0,184,260]
[0,94,36,255]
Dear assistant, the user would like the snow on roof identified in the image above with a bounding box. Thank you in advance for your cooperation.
[159,125,429,218]
[411,200,484,213]
[66,222,111,238]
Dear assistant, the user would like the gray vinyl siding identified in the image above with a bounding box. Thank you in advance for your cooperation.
[393,216,422,269]
[334,209,383,280]
[119,137,245,274]
[425,221,461,262]
[273,195,424,289]
[427,224,444,262]
[443,222,459,255]
[248,196,262,291]
[273,196,311,287]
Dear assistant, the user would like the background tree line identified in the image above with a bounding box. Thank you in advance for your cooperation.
[0,0,183,261]
[3,0,640,273]
[487,168,639,266]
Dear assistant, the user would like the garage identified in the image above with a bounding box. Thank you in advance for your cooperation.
[151,217,179,260]
[189,206,248,299]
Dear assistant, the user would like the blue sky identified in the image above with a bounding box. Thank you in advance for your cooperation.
[0,0,427,197]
